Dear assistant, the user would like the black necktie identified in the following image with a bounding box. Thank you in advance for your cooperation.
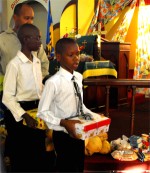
[72,76,93,120]
[72,76,84,116]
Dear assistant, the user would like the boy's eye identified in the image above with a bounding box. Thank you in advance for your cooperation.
[68,54,73,57]
[68,52,80,57]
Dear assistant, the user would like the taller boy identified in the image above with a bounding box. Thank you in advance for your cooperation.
[2,24,49,172]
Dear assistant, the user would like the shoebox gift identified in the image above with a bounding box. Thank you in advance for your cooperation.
[68,113,111,140]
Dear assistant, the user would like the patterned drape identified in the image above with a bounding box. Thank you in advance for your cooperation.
[133,0,150,97]
[86,0,101,35]
[111,0,137,42]
[99,0,133,26]
[86,0,133,35]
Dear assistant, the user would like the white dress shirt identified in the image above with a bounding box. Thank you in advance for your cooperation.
[37,67,93,131]
[2,50,43,122]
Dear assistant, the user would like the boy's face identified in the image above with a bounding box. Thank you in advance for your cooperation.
[57,43,80,74]
[14,5,34,30]
[25,30,41,52]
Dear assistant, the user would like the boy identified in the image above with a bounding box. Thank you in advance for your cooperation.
[37,38,95,172]
[2,24,51,172]
[0,3,50,168]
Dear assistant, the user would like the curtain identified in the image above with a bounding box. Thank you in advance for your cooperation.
[111,0,137,42]
[133,0,150,97]
[99,0,133,26]
[86,0,133,35]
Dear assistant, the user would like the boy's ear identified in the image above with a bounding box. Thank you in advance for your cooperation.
[56,53,61,62]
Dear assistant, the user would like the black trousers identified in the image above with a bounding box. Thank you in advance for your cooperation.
[53,130,85,172]
[4,100,55,172]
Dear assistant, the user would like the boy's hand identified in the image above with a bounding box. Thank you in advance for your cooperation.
[60,119,81,139]
[22,113,38,129]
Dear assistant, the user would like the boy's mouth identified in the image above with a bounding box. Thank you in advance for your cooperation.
[73,62,79,68]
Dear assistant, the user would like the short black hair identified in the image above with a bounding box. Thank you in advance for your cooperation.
[55,38,77,55]
[14,2,31,15]
[17,23,39,44]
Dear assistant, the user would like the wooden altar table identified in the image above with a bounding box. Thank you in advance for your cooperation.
[83,78,150,135]
[81,61,117,110]
[82,60,117,79]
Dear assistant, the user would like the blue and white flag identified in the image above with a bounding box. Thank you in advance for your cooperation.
[46,0,54,57]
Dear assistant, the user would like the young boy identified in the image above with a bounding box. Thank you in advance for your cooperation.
[37,38,95,172]
[2,24,52,172]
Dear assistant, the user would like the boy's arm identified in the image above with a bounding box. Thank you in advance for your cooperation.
[2,63,26,121]
[82,103,94,114]
[22,113,38,129]
[60,119,81,139]
[37,80,61,125]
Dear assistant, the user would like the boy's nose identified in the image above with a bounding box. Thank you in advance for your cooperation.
[73,54,80,60]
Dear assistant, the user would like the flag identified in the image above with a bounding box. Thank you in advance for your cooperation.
[46,0,54,58]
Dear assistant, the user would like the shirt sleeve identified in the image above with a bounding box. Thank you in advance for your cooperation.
[2,62,25,121]
[37,80,61,126]
[35,44,49,78]
[82,103,94,114]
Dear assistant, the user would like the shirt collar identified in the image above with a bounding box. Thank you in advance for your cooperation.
[17,50,40,64]
[5,28,17,36]
[59,67,77,81]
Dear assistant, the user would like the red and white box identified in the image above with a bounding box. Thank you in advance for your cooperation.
[71,113,111,140]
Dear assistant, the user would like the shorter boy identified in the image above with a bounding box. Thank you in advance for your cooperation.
[2,24,53,172]
[37,38,95,172]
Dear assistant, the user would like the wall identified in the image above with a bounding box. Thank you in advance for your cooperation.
[60,4,76,38]
[0,0,7,32]
[60,0,94,38]
[78,0,94,35]
[0,0,2,31]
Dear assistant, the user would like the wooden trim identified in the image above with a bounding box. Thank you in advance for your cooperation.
[94,0,99,10]
[83,78,150,87]
[53,23,60,30]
